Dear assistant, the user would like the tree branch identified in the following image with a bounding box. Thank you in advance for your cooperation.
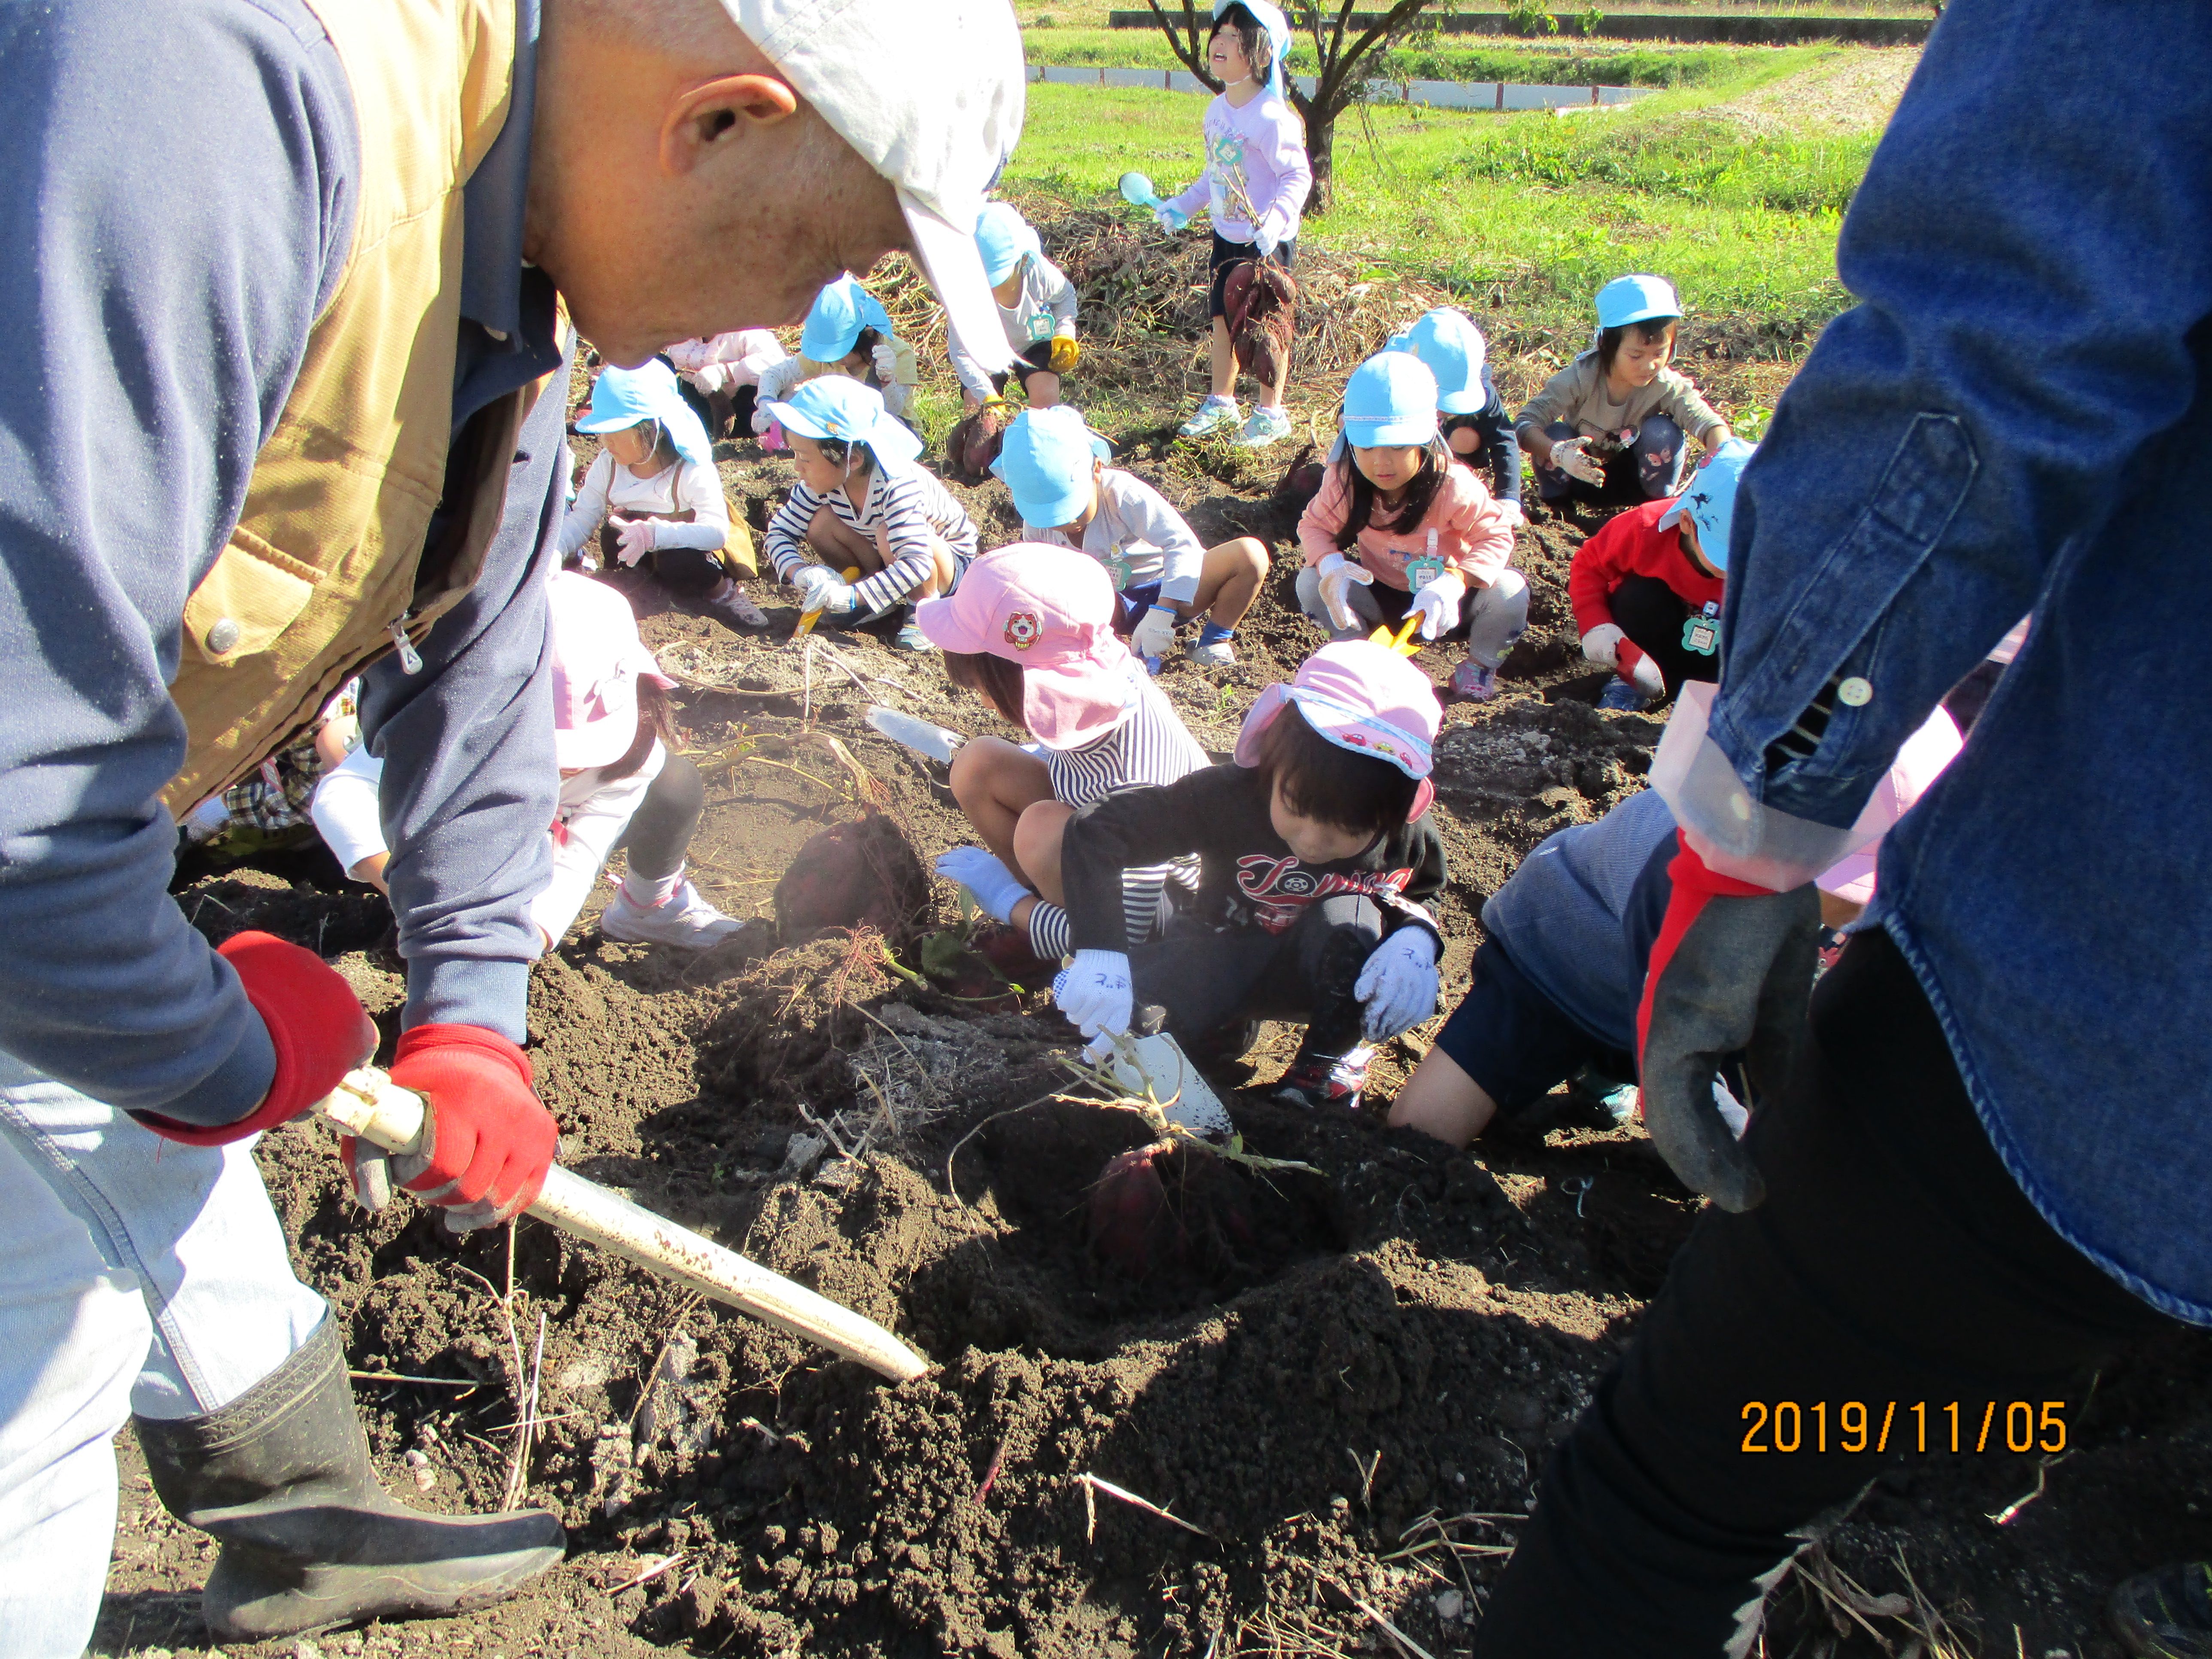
[1144,0,1223,88]
[1307,0,1440,115]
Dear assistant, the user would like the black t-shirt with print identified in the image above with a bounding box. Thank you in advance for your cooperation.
[1058,762,1446,954]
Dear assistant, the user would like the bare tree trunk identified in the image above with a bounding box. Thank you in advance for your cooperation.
[1305,110,1337,216]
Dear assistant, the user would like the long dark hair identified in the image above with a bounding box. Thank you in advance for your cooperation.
[1334,435,1453,554]
[598,680,681,783]
[944,650,1027,730]
[1211,3,1274,81]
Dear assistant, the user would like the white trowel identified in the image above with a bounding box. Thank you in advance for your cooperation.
[1106,1017,1234,1142]
[864,705,966,769]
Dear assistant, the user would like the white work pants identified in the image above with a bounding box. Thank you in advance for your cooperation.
[0,1051,325,1659]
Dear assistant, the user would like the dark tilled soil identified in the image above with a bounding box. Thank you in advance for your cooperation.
[100,365,2212,1659]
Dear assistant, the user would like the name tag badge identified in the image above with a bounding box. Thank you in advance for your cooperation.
[1682,601,1720,657]
[1403,554,1447,589]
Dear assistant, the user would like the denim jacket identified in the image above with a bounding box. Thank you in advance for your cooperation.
[1659,0,2212,1325]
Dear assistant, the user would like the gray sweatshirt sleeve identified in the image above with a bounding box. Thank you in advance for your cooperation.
[0,0,359,1121]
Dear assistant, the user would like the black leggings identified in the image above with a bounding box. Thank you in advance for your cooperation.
[1610,573,1721,693]
[1130,895,1379,1058]
[1471,929,2172,1656]
[615,751,705,884]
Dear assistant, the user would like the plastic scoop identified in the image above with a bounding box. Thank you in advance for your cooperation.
[1118,171,1164,211]
[1368,614,1422,657]
[794,565,863,641]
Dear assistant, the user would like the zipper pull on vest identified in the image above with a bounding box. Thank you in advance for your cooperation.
[387,616,423,675]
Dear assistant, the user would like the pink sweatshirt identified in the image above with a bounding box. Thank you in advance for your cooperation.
[1297,458,1516,591]
[1165,92,1311,247]
[665,329,787,393]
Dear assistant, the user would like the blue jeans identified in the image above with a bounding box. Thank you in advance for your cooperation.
[0,1051,325,1656]
[1533,416,1685,504]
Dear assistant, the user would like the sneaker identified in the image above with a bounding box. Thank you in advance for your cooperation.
[1597,676,1651,712]
[1179,397,1240,438]
[600,879,743,949]
[893,619,937,653]
[1185,1018,1262,1064]
[1237,404,1293,448]
[1573,1064,1641,1128]
[1273,1044,1373,1111]
[2110,1562,2212,1658]
[1449,659,1500,701]
[1186,635,1236,667]
[702,586,770,631]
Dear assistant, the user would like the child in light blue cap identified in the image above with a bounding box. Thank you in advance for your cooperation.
[758,376,978,651]
[1516,274,1733,510]
[1388,308,1524,523]
[557,362,769,632]
[950,203,1082,414]
[994,406,1270,667]
[752,275,919,432]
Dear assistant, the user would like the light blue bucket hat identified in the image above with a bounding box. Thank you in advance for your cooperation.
[1387,308,1491,416]
[1659,438,1757,570]
[800,275,896,363]
[575,361,711,465]
[974,202,1042,287]
[992,406,1112,527]
[760,375,923,475]
[1595,273,1681,331]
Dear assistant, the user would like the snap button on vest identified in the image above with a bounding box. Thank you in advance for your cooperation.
[206,617,242,655]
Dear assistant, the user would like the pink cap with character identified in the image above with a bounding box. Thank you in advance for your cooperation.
[1234,641,1443,820]
[549,573,677,774]
[913,545,1139,750]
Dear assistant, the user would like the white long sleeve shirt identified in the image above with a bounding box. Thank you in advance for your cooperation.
[946,254,1079,401]
[1024,468,1207,604]
[556,451,730,560]
[1164,91,1312,247]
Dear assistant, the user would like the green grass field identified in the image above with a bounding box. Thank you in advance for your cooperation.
[1023,26,1767,86]
[1003,48,1881,351]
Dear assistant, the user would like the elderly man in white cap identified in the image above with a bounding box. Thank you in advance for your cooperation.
[0,0,1019,1648]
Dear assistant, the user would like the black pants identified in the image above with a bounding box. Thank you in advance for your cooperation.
[615,751,705,884]
[1130,895,1379,1057]
[1610,573,1721,693]
[1473,929,2172,1657]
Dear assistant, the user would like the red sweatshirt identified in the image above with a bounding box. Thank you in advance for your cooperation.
[1567,497,1725,635]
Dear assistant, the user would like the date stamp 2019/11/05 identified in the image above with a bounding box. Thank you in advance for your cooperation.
[1740,1400,2069,1455]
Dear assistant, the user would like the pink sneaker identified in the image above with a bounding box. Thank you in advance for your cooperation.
[1449,659,1499,701]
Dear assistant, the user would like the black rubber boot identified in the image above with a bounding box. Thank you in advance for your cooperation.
[134,1318,565,1640]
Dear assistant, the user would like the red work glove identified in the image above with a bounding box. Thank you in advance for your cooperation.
[138,932,378,1146]
[1634,832,1820,1212]
[377,1024,558,1223]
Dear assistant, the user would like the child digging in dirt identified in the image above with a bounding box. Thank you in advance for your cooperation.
[949,202,1081,415]
[1516,274,1733,511]
[760,376,980,651]
[665,327,787,441]
[1052,640,1449,1110]
[1154,0,1310,449]
[312,574,742,952]
[559,361,769,631]
[1386,698,1962,1151]
[994,406,1270,668]
[919,544,1211,981]
[1389,307,1525,524]
[753,273,919,432]
[1297,350,1529,701]
[1574,438,1757,711]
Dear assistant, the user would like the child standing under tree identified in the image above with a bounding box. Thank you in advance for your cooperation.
[1516,274,1732,510]
[760,377,979,652]
[994,406,1270,667]
[1573,438,1756,710]
[1052,641,1449,1111]
[753,275,920,431]
[1297,352,1528,700]
[950,203,1081,414]
[1389,307,1524,522]
[559,362,769,632]
[1155,0,1310,449]
[917,546,1211,980]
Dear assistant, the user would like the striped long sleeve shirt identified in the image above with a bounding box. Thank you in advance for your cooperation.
[1025,666,1210,958]
[764,462,980,617]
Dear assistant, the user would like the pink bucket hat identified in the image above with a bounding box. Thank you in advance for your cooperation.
[1814,704,1962,905]
[913,544,1137,749]
[548,573,676,773]
[1234,641,1443,820]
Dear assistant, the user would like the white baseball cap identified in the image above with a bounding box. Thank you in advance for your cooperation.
[722,0,1026,374]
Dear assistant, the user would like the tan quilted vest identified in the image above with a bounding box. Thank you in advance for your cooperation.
[163,0,529,812]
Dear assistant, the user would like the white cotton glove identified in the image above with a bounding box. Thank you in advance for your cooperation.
[1052,949,1134,1044]
[870,342,901,383]
[934,847,1033,925]
[1629,650,1667,698]
[1315,552,1375,633]
[1580,622,1625,669]
[1550,436,1605,486]
[1253,216,1282,258]
[750,400,778,435]
[1410,571,1468,641]
[1495,498,1527,530]
[1355,928,1441,1042]
[791,565,856,614]
[1154,204,1189,233]
[610,516,658,568]
[692,363,730,396]
[1130,605,1179,660]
